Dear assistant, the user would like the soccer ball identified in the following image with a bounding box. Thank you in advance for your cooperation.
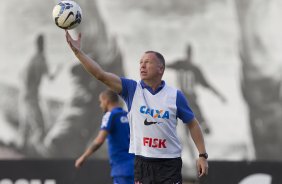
[52,1,82,30]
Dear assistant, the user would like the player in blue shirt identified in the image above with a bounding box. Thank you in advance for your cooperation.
[75,89,134,184]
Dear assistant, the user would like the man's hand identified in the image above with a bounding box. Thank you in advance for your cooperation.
[75,155,86,169]
[65,30,81,55]
[196,158,208,177]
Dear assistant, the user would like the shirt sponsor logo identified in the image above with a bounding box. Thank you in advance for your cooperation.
[140,106,170,119]
[144,118,158,126]
[143,137,166,148]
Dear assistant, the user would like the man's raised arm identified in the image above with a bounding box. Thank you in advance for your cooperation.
[65,30,122,93]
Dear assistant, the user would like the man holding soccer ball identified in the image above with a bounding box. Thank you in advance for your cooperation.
[65,30,208,183]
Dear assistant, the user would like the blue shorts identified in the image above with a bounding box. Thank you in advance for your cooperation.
[113,176,134,184]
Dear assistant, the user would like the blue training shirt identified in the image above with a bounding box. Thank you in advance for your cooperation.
[100,107,134,177]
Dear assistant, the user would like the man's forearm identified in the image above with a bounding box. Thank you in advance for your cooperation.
[74,50,122,93]
[188,119,207,154]
[80,140,103,160]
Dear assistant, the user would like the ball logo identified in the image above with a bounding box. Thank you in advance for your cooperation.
[0,179,56,184]
[57,2,73,16]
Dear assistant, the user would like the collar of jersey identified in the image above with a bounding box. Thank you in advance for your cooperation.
[140,80,165,95]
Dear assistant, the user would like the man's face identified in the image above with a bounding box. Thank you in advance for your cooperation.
[99,94,108,113]
[139,53,164,80]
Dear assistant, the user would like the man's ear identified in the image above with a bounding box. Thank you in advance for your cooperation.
[160,65,165,74]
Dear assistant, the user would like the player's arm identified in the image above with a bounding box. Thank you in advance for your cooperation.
[177,91,208,177]
[65,30,122,93]
[75,130,108,169]
[187,118,206,155]
[186,118,208,177]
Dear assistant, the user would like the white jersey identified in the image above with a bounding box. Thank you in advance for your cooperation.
[127,82,182,158]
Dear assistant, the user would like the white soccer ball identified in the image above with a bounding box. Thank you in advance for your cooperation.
[52,1,82,30]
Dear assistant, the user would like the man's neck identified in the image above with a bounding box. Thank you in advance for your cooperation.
[107,104,119,112]
[143,80,162,92]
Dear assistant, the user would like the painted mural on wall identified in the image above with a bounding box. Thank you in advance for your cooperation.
[0,0,281,180]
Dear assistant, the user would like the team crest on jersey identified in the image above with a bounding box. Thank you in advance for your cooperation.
[120,116,129,123]
[139,106,170,119]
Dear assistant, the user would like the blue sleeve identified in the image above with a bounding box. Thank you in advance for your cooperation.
[120,77,137,111]
[176,90,195,123]
[100,112,114,132]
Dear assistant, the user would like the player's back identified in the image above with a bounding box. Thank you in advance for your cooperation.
[103,107,134,177]
[105,107,133,163]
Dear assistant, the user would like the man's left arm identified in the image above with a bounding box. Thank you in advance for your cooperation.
[176,90,208,177]
[186,118,209,177]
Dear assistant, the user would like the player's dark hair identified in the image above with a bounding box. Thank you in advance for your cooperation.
[145,51,165,67]
[101,89,119,103]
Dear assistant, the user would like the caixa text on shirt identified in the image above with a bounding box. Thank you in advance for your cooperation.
[0,179,56,184]
[140,106,170,119]
[143,137,166,148]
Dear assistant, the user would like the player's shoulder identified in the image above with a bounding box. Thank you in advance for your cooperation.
[162,84,184,101]
[101,112,111,127]
[121,77,137,85]
[109,108,129,124]
[163,83,178,93]
[110,107,127,117]
[102,111,111,120]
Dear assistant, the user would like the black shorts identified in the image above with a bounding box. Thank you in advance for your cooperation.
[134,156,182,184]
